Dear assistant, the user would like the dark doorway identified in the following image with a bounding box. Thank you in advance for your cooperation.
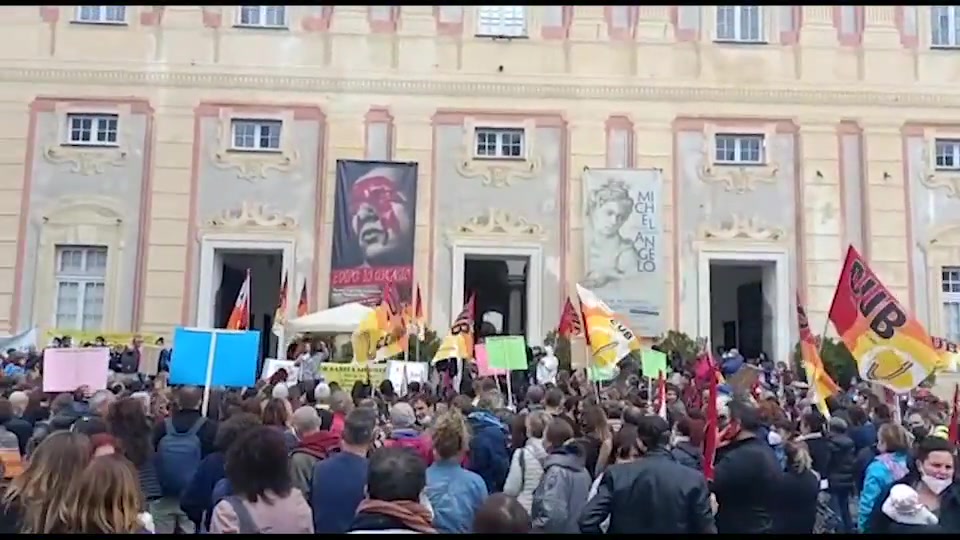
[463,255,528,338]
[213,250,283,362]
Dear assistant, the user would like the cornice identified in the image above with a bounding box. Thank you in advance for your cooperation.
[7,65,960,109]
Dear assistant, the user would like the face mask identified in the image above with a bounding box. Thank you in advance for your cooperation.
[922,474,952,495]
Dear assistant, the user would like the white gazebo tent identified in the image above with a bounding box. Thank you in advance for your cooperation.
[284,302,374,334]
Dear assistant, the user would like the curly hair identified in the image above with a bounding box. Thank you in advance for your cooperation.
[431,409,470,460]
[225,426,292,503]
[587,178,633,219]
[106,397,152,466]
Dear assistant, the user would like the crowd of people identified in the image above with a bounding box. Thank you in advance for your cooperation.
[0,336,956,533]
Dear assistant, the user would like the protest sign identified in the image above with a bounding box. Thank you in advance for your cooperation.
[261,359,299,385]
[319,363,387,389]
[475,344,506,377]
[485,336,528,371]
[43,347,110,392]
[138,345,164,376]
[169,327,259,388]
[641,349,668,379]
[387,360,428,394]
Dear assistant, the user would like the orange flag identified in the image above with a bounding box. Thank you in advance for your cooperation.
[432,293,476,363]
[225,270,251,330]
[828,246,940,393]
[797,293,840,417]
[297,281,309,317]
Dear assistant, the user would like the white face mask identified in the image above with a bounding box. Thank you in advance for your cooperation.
[922,474,952,495]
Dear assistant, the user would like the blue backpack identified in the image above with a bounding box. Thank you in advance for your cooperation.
[157,417,205,497]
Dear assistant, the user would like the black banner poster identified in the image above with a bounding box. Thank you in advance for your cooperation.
[329,160,418,307]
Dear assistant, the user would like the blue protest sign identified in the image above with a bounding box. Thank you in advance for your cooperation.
[170,327,260,388]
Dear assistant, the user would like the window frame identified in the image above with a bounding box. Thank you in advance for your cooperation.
[54,246,108,331]
[942,266,960,342]
[74,5,127,24]
[713,133,766,165]
[931,5,960,49]
[934,139,960,171]
[714,5,765,44]
[229,119,284,152]
[473,127,526,160]
[64,113,120,147]
[475,6,528,38]
[235,5,289,29]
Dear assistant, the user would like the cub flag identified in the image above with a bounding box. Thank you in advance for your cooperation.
[797,293,840,418]
[432,294,476,363]
[576,284,642,368]
[828,245,940,393]
[351,283,407,363]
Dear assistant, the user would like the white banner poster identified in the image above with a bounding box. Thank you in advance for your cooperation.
[582,168,665,337]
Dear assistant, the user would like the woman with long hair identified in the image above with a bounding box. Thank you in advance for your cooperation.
[0,431,92,533]
[425,409,487,533]
[107,397,162,504]
[261,398,298,450]
[775,440,821,533]
[45,455,151,533]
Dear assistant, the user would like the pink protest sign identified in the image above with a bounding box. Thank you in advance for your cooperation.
[475,344,506,377]
[42,347,110,393]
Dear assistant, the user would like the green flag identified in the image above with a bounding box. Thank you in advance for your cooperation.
[485,336,528,371]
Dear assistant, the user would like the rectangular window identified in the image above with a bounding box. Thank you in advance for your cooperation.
[931,6,960,48]
[54,246,107,331]
[66,114,119,146]
[935,139,960,171]
[75,6,127,24]
[714,134,765,165]
[716,6,763,43]
[943,267,960,342]
[230,119,282,151]
[476,6,527,37]
[474,127,525,159]
[237,6,287,28]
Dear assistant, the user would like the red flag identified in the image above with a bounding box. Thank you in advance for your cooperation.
[225,270,251,330]
[655,371,667,419]
[576,297,593,346]
[558,297,584,339]
[297,281,308,317]
[950,383,959,445]
[702,362,720,481]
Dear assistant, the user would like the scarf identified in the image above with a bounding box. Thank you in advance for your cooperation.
[356,499,436,533]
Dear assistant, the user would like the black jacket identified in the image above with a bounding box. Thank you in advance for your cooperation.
[712,434,782,534]
[798,432,832,482]
[855,444,880,492]
[670,440,704,472]
[827,433,856,491]
[774,468,820,533]
[578,448,716,534]
[866,473,960,533]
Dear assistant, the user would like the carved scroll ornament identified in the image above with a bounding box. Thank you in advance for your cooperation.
[698,162,779,193]
[920,152,960,199]
[206,202,297,230]
[699,214,785,241]
[42,145,129,176]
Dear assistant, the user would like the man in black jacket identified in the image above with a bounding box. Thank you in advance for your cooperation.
[578,415,716,534]
[712,399,782,534]
[826,417,856,533]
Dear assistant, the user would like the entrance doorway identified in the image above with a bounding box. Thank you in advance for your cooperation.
[708,261,776,360]
[213,249,282,361]
[463,255,528,338]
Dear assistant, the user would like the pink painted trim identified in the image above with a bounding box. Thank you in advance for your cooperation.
[670,123,681,329]
[898,123,936,311]
[368,6,400,33]
[180,102,326,324]
[432,6,463,36]
[604,116,635,168]
[836,122,863,259]
[39,6,59,23]
[832,6,864,46]
[669,6,698,42]
[541,6,573,40]
[895,6,918,49]
[427,109,568,317]
[11,97,153,331]
[780,6,801,45]
[302,7,333,32]
[604,6,638,41]
[364,107,396,161]
[140,6,163,27]
[201,8,222,29]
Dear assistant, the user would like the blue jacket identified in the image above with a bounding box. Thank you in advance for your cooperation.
[858,451,909,532]
[179,452,226,531]
[849,423,877,453]
[466,410,510,494]
[425,459,488,533]
[720,354,744,378]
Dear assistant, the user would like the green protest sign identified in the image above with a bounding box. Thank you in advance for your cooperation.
[641,349,668,379]
[485,336,528,371]
[588,365,617,383]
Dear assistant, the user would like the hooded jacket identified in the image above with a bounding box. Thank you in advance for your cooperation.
[466,410,510,494]
[290,430,341,500]
[531,443,592,533]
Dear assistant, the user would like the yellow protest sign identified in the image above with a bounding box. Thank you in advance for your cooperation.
[44,330,164,348]
[319,363,387,390]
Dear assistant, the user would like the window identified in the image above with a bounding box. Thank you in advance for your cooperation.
[237,6,287,28]
[943,267,960,342]
[716,6,763,43]
[231,119,282,151]
[75,6,126,24]
[54,246,107,331]
[714,134,765,165]
[66,114,119,146]
[935,139,960,171]
[932,6,960,48]
[476,6,527,37]
[474,128,524,159]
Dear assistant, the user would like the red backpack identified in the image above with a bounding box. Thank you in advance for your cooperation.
[384,435,433,466]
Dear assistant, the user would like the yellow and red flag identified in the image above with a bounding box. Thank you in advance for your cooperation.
[432,293,476,363]
[797,293,840,418]
[828,245,940,394]
[408,284,427,341]
[225,269,251,330]
[271,274,288,337]
[352,282,407,363]
[576,284,642,368]
[558,297,584,339]
[297,281,309,317]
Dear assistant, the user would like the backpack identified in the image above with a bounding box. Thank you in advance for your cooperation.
[224,495,261,534]
[384,436,431,465]
[291,444,337,461]
[157,417,205,497]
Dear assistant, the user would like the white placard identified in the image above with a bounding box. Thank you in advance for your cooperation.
[387,360,428,394]
[261,358,299,385]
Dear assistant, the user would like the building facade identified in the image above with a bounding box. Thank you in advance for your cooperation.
[3,5,960,360]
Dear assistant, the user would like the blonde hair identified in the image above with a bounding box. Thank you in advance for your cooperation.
[878,422,913,454]
[44,455,144,534]
[3,431,91,533]
[431,409,471,460]
[785,440,813,474]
